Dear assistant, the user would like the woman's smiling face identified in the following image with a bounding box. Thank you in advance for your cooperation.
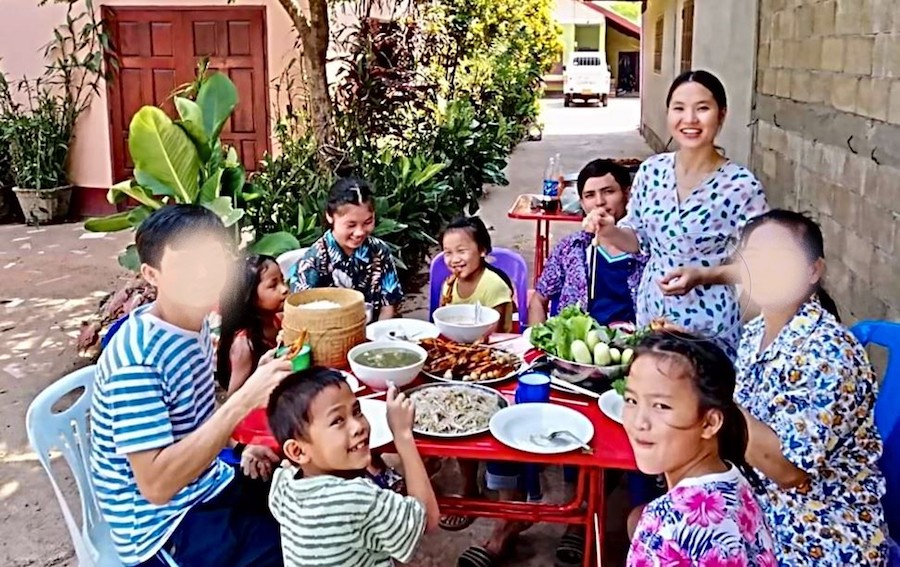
[666,81,725,150]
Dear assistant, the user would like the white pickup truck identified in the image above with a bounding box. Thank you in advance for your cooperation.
[563,51,612,107]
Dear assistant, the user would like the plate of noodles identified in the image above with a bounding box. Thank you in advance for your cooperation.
[406,382,508,438]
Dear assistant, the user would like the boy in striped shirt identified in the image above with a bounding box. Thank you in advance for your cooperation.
[90,205,293,566]
[267,368,440,566]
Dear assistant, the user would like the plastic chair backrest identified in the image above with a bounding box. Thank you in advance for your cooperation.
[25,365,123,566]
[429,247,529,327]
[850,320,900,543]
[277,247,310,279]
[100,315,127,350]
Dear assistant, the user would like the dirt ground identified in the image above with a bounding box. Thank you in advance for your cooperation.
[0,98,651,566]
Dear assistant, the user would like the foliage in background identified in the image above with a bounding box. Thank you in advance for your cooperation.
[422,0,560,142]
[0,0,109,190]
[601,1,642,24]
[84,72,299,269]
[244,122,333,249]
[246,0,559,280]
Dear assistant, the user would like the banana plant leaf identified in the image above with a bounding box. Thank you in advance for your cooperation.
[84,211,132,232]
[249,232,302,257]
[128,106,200,203]
[174,97,211,162]
[196,73,238,142]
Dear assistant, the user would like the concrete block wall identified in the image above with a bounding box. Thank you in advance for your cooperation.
[752,0,900,323]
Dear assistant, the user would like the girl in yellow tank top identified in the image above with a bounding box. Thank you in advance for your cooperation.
[439,216,514,333]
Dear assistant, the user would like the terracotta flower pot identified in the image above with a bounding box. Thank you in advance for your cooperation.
[13,185,73,224]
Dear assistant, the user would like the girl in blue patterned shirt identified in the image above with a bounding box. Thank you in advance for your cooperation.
[289,177,403,320]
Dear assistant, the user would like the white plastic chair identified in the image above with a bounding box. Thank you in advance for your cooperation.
[276,247,309,278]
[26,365,123,566]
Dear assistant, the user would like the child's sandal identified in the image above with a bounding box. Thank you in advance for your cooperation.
[555,530,585,565]
[457,546,499,567]
[439,515,475,531]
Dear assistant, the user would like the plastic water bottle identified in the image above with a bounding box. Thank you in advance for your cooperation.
[542,154,562,198]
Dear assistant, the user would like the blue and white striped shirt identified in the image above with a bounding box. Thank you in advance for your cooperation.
[90,304,233,566]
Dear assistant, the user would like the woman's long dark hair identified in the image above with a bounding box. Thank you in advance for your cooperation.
[440,216,514,294]
[633,330,763,492]
[741,209,840,321]
[216,254,278,389]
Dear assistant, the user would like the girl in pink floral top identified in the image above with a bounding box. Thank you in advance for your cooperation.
[623,331,776,567]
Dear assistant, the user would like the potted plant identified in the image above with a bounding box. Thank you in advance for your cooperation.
[1,77,74,223]
[0,0,107,224]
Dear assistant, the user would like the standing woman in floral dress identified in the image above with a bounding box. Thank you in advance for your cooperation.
[584,70,768,358]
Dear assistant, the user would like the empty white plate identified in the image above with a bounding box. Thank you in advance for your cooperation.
[359,399,392,449]
[489,403,594,455]
[366,319,440,342]
[597,390,624,425]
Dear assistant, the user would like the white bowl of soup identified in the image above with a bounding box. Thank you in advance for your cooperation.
[348,341,427,390]
[432,304,500,343]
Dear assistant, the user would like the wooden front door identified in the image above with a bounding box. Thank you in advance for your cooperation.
[104,7,270,183]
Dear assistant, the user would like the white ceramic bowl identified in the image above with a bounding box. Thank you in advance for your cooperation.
[433,304,500,343]
[347,340,427,391]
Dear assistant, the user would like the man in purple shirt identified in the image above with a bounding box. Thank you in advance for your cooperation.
[525,159,653,566]
[528,158,646,326]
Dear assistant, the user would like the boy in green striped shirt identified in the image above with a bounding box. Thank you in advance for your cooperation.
[267,368,439,566]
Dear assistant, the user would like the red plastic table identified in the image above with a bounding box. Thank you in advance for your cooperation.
[507,194,583,285]
[233,343,636,567]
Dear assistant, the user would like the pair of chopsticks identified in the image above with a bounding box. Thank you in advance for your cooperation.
[549,376,601,400]
[589,237,599,306]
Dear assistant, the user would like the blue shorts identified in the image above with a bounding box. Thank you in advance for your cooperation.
[138,474,282,567]
[485,462,543,501]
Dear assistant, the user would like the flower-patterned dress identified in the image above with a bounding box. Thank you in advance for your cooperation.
[618,153,768,359]
[628,465,777,566]
[735,297,888,566]
[288,231,403,320]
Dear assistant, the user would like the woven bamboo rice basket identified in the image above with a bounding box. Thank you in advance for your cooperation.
[282,289,367,369]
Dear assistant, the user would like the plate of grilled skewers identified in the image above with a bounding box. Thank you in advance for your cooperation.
[419,337,525,385]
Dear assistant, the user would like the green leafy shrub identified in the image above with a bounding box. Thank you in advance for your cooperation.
[245,0,559,282]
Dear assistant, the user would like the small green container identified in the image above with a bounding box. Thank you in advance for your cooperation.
[276,344,312,372]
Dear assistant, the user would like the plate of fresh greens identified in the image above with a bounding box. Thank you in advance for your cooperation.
[528,307,643,383]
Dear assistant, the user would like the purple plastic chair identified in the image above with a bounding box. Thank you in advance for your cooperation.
[850,319,900,560]
[429,247,529,327]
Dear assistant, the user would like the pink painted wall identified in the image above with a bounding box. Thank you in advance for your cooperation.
[0,1,300,189]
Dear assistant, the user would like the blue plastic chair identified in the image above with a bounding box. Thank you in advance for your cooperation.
[429,247,530,327]
[26,366,123,566]
[850,320,900,557]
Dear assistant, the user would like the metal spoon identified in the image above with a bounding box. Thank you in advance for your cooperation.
[530,430,593,453]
